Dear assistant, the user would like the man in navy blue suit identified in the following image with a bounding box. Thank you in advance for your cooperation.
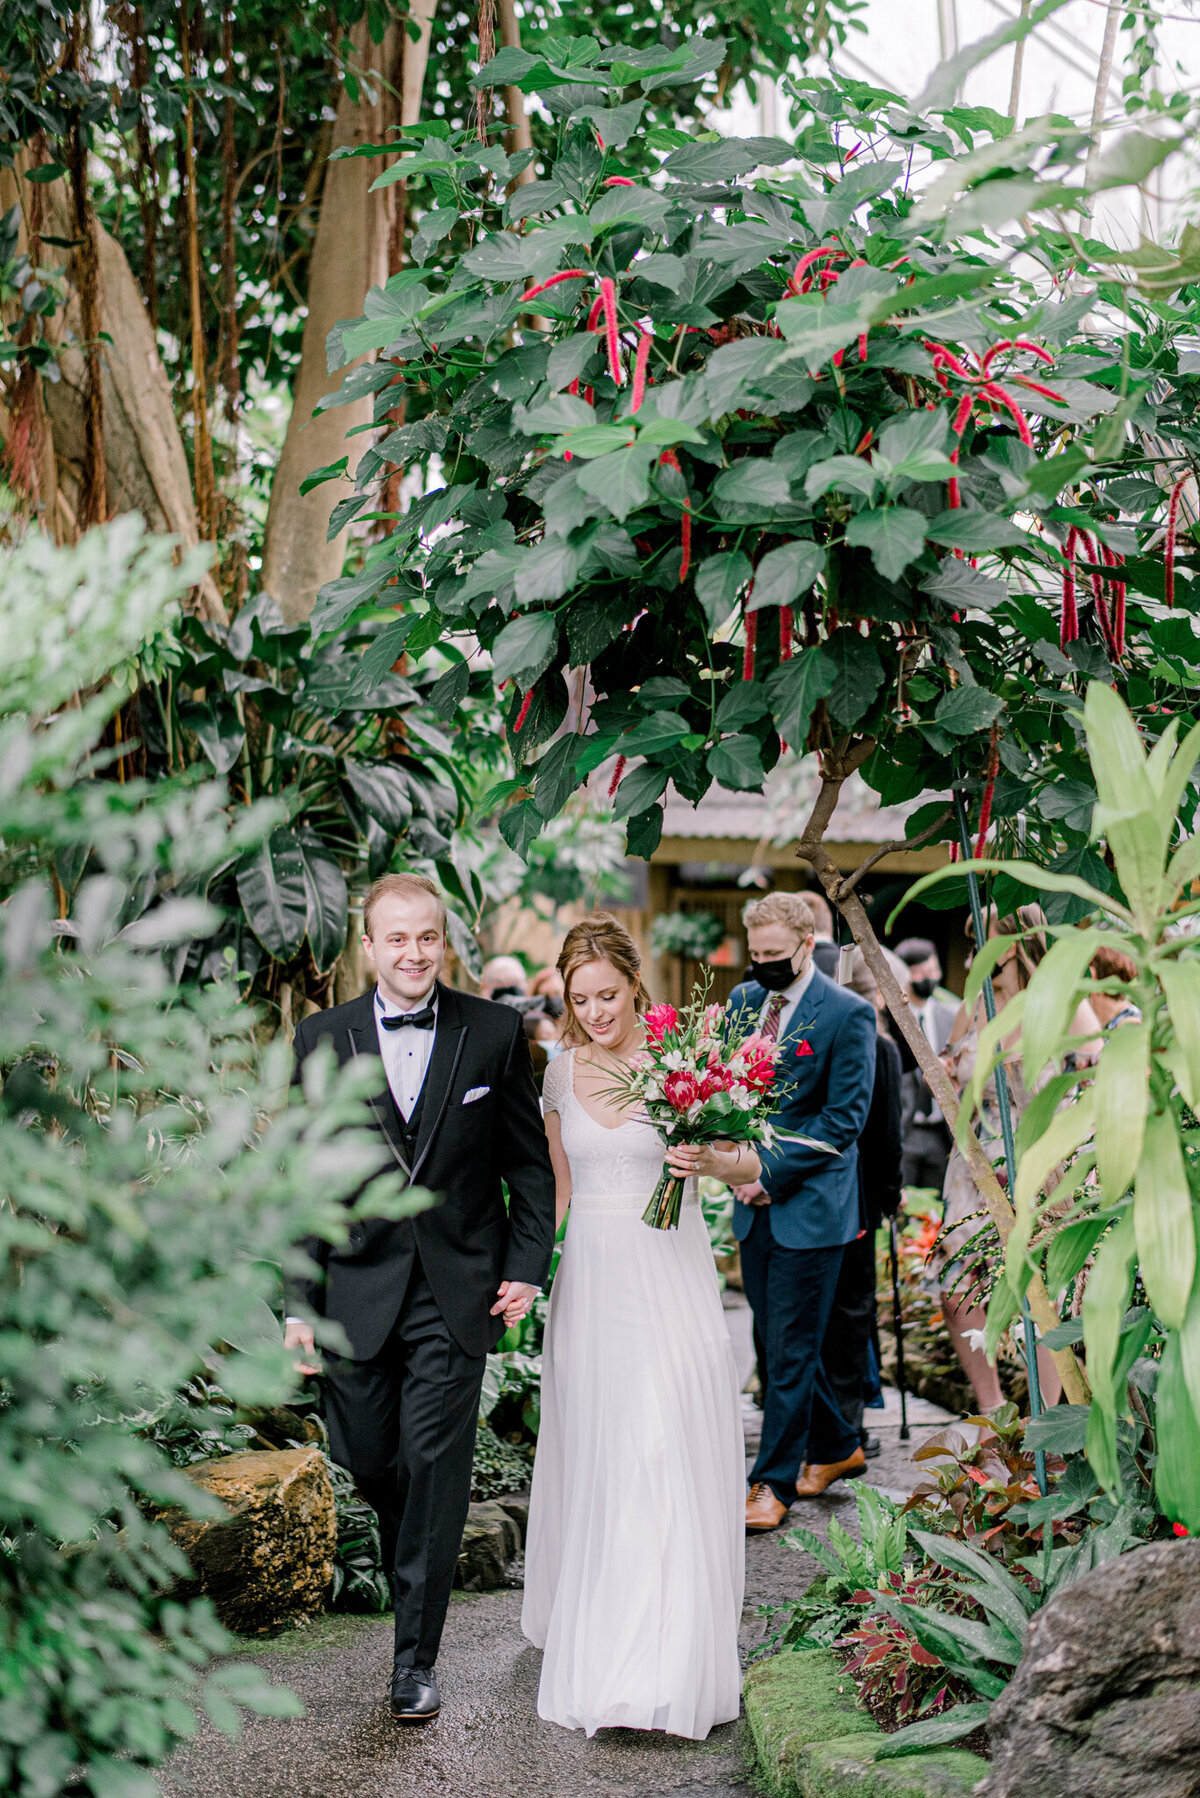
[729,892,877,1532]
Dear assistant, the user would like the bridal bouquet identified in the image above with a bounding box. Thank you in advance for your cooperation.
[603,992,787,1231]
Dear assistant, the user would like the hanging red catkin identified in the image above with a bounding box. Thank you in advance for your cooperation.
[604,175,636,186]
[513,685,535,732]
[1166,472,1190,609]
[975,723,1000,859]
[779,606,794,662]
[585,295,604,332]
[1060,527,1080,648]
[607,755,627,798]
[658,449,691,581]
[630,330,652,412]
[1101,544,1126,657]
[520,268,589,302]
[785,244,841,296]
[599,276,623,385]
[742,605,758,681]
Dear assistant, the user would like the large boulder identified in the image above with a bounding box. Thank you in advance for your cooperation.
[983,1538,1200,1798]
[169,1445,336,1635]
[454,1499,522,1591]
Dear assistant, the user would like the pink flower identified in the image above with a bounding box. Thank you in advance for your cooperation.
[663,1070,701,1112]
[643,1002,679,1043]
[700,1064,733,1100]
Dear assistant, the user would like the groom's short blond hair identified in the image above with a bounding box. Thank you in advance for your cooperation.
[741,892,816,939]
[362,872,447,938]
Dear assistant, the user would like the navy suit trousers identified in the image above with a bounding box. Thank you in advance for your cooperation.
[740,1208,860,1503]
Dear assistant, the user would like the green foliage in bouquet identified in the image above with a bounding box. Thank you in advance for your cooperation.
[0,521,422,1798]
[901,681,1200,1528]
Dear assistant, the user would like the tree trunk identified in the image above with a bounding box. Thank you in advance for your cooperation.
[259,18,407,626]
[0,158,226,623]
[796,766,1091,1406]
[497,0,535,186]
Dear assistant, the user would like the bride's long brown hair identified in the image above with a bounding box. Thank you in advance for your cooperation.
[556,914,652,1048]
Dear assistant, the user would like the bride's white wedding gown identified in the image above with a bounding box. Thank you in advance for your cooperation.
[521,1048,745,1739]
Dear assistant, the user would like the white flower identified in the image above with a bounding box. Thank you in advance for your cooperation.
[964,1329,988,1353]
[662,1049,689,1071]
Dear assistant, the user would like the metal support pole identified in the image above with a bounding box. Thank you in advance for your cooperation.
[889,1215,911,1441]
[953,789,1048,1495]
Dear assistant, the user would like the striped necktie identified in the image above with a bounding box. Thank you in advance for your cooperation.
[761,994,786,1043]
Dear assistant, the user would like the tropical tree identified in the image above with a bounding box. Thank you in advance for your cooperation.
[318,14,1200,1392]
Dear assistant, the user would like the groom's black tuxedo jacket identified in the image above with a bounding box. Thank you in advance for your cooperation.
[290,982,556,1361]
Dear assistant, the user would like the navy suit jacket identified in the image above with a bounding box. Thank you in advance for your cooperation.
[729,968,876,1250]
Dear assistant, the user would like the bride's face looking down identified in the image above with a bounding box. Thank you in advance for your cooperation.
[566,957,641,1058]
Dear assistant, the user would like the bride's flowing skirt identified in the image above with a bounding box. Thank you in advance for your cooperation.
[521,1198,745,1739]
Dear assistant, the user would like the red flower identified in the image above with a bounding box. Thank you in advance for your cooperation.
[742,1055,776,1093]
[1174,1522,1190,1538]
[795,1040,815,1058]
[643,1002,679,1043]
[699,1064,733,1100]
[663,1070,701,1113]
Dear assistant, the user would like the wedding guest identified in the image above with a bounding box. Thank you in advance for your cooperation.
[480,953,528,1001]
[529,965,566,1005]
[1090,941,1141,1029]
[805,889,840,977]
[729,893,877,1529]
[820,948,904,1459]
[895,937,957,1195]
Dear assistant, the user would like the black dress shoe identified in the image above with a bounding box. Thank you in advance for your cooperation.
[390,1664,440,1723]
[861,1433,882,1459]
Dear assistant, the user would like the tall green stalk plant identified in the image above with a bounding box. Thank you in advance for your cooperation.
[903,683,1200,1528]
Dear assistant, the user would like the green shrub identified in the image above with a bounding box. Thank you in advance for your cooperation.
[0,520,417,1797]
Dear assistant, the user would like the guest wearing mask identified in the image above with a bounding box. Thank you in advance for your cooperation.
[729,893,877,1530]
[894,937,957,1196]
[479,955,528,1002]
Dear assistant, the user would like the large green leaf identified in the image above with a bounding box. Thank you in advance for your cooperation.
[491,612,560,688]
[613,760,669,819]
[1082,1211,1137,1488]
[824,630,885,729]
[1009,1091,1095,1275]
[934,686,1005,736]
[1093,1019,1150,1202]
[924,511,1028,551]
[694,551,752,631]
[747,541,824,611]
[575,444,656,521]
[295,837,349,972]
[765,647,836,749]
[618,711,691,756]
[1154,1332,1200,1531]
[1134,1108,1196,1331]
[236,829,307,961]
[1021,928,1103,1085]
[342,760,412,837]
[1160,959,1200,1110]
[844,506,927,582]
[707,733,764,791]
[1044,1217,1109,1297]
[875,1704,994,1761]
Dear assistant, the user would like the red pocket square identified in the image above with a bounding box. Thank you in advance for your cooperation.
[795,1040,814,1057]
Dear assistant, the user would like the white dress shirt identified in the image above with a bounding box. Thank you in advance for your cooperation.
[375,985,438,1120]
[759,958,816,1039]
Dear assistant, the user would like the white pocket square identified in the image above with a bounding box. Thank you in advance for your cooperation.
[462,1085,491,1105]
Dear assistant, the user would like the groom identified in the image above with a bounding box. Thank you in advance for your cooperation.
[285,873,556,1723]
[729,891,876,1531]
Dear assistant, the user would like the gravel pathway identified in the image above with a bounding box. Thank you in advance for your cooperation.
[163,1296,955,1798]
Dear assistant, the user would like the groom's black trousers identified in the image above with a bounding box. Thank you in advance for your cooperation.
[323,1255,486,1668]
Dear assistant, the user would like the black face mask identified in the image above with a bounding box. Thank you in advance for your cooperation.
[751,955,802,992]
[910,975,937,1001]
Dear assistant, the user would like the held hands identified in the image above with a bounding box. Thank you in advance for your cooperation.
[283,1317,320,1377]
[492,1279,538,1329]
[732,1179,771,1207]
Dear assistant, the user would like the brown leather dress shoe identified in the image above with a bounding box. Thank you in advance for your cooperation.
[745,1482,789,1532]
[795,1447,867,1497]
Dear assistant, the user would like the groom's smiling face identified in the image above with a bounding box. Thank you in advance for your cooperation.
[363,891,446,1007]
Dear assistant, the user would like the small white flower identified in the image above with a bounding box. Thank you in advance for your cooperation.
[964,1329,988,1353]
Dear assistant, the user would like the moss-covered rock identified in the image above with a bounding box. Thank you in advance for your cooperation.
[743,1649,987,1798]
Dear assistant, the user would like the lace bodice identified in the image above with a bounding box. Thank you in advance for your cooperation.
[543,1049,697,1214]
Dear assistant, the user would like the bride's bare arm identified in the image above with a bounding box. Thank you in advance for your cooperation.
[666,1140,761,1184]
[545,1108,573,1227]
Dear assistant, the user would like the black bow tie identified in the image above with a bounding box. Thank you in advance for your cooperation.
[379,1003,436,1032]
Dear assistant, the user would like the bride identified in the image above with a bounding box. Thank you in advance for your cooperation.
[522,913,755,1739]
